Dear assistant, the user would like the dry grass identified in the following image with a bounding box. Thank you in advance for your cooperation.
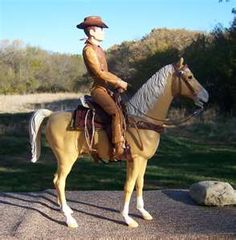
[0,92,85,113]
[0,93,217,121]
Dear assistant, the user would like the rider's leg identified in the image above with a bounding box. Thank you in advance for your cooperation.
[91,87,124,157]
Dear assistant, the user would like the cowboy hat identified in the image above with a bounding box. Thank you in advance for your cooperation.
[76,16,108,29]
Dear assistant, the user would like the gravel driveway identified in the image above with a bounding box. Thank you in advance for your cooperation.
[0,190,235,240]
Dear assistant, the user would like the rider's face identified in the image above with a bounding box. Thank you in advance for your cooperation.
[90,27,105,42]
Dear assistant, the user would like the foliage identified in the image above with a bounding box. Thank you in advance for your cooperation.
[0,40,86,93]
[183,15,236,114]
[0,14,235,114]
[107,28,200,89]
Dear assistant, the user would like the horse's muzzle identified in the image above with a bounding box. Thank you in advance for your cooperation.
[194,88,209,108]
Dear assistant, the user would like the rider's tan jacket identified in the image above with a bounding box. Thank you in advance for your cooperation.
[83,39,121,91]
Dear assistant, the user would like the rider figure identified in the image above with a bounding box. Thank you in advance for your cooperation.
[77,16,128,158]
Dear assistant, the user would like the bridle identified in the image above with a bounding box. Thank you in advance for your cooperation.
[174,64,198,97]
[125,64,204,128]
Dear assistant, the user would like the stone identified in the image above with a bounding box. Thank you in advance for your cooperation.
[189,181,236,206]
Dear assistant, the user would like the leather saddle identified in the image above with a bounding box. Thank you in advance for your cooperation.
[71,95,114,130]
[70,95,132,162]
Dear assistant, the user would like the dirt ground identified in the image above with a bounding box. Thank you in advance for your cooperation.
[0,190,236,240]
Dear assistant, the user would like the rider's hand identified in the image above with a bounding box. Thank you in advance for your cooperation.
[117,87,125,93]
[117,79,128,91]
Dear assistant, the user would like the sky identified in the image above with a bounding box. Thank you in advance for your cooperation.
[0,0,235,54]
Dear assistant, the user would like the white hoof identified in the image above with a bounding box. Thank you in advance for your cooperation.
[121,212,139,228]
[128,219,139,228]
[138,208,153,221]
[66,214,78,228]
[143,212,153,221]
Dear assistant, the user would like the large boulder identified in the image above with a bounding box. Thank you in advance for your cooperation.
[189,181,236,206]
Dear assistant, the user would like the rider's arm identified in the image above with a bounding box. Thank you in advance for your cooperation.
[83,46,123,89]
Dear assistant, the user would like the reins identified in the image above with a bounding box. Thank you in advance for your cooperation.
[125,96,204,128]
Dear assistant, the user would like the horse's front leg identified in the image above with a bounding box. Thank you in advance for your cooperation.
[136,158,153,220]
[121,157,143,228]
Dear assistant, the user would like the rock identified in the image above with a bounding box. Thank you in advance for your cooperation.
[189,181,236,206]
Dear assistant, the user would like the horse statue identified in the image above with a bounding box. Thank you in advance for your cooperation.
[29,58,209,228]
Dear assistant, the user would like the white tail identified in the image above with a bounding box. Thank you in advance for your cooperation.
[29,109,53,163]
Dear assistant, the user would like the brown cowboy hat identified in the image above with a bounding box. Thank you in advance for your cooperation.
[76,16,108,29]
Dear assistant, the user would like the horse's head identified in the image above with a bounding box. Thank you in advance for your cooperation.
[172,58,209,108]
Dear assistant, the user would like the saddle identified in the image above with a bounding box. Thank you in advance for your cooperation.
[70,95,131,162]
[72,95,112,130]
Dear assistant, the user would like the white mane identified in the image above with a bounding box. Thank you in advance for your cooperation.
[126,64,174,117]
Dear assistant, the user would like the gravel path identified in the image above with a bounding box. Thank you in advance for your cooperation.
[0,190,235,240]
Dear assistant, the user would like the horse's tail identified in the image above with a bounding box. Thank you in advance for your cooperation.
[29,109,53,163]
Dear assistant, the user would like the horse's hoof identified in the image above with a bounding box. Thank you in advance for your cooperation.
[128,219,139,228]
[67,222,78,228]
[67,220,78,228]
[66,216,78,228]
[138,208,153,221]
[143,213,153,221]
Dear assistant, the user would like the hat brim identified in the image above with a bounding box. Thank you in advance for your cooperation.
[76,22,108,29]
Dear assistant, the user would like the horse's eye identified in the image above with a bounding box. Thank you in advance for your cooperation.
[188,75,193,80]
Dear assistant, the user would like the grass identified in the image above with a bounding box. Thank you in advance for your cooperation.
[0,112,235,192]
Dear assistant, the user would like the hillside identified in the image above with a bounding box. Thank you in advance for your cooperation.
[0,17,235,114]
[107,28,204,86]
[0,28,204,94]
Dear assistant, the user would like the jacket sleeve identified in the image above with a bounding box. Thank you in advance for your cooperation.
[83,46,121,88]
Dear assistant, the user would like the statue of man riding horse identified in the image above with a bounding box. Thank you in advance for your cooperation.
[29,16,209,228]
[77,16,128,159]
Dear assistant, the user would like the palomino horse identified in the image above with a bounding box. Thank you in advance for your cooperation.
[29,58,208,228]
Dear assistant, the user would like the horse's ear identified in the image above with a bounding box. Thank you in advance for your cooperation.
[176,57,184,69]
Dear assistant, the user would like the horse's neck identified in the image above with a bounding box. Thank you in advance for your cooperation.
[145,75,173,125]
[126,74,174,155]
[126,64,174,124]
[125,65,174,152]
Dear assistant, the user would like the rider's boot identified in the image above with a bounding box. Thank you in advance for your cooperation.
[113,141,125,158]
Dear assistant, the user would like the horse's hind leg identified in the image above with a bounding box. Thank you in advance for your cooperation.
[54,149,78,228]
[53,173,60,205]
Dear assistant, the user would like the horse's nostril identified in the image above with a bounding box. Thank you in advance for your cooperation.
[188,75,193,80]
